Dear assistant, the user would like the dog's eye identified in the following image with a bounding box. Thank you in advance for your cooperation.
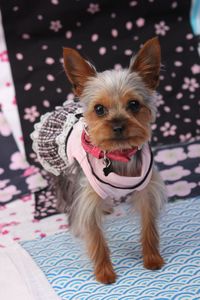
[127,100,140,113]
[94,104,107,116]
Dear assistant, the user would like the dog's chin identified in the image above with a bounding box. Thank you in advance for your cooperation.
[96,136,148,152]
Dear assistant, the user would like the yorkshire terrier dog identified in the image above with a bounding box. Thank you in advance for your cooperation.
[32,37,167,284]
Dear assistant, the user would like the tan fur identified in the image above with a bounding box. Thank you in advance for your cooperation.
[63,48,96,96]
[84,92,152,152]
[130,37,161,89]
[69,177,117,283]
[133,167,167,269]
[57,37,167,284]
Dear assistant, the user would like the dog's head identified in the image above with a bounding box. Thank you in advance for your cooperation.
[63,38,160,152]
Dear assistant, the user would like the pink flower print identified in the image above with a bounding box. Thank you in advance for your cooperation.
[25,173,47,190]
[87,3,100,14]
[51,0,59,4]
[160,166,190,182]
[154,93,164,107]
[0,50,8,62]
[155,148,187,165]
[0,221,20,230]
[32,219,40,223]
[59,224,69,230]
[0,185,20,202]
[23,106,40,122]
[0,168,4,175]
[155,21,169,36]
[182,77,199,92]
[99,47,107,55]
[191,64,200,74]
[40,233,46,238]
[179,133,192,142]
[187,144,200,158]
[130,1,137,6]
[50,20,62,32]
[38,191,56,208]
[12,97,17,105]
[167,181,196,197]
[0,205,6,211]
[136,18,145,27]
[114,64,122,70]
[9,152,29,170]
[160,122,177,137]
[195,164,200,174]
[21,195,32,202]
[22,166,38,177]
[0,179,10,189]
[24,83,32,91]
[0,112,11,136]
[0,224,4,230]
[56,218,64,222]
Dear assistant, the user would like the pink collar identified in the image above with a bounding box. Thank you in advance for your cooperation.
[81,131,138,163]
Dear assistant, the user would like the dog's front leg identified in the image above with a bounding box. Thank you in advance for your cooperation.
[134,168,166,270]
[69,179,116,284]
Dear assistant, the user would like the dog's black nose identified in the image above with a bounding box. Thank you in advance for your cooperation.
[112,120,126,134]
[113,124,125,134]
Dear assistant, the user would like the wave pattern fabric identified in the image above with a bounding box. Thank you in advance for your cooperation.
[22,197,200,299]
[0,0,200,162]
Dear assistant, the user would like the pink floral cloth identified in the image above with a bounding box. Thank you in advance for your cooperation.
[154,141,200,198]
[1,0,200,161]
[0,193,67,248]
[0,12,24,154]
[0,109,47,205]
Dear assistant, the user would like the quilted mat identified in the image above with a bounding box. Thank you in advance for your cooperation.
[22,197,200,300]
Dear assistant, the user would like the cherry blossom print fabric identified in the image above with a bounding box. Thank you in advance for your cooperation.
[0,11,24,154]
[154,141,200,200]
[0,0,200,163]
[34,171,58,220]
[0,193,67,248]
[0,109,47,205]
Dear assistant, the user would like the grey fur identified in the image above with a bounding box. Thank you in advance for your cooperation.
[81,69,157,122]
[53,160,81,215]
[111,149,142,177]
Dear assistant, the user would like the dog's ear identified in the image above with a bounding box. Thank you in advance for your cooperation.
[63,48,96,96]
[130,37,161,90]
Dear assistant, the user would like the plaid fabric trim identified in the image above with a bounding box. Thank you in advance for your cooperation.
[30,101,82,175]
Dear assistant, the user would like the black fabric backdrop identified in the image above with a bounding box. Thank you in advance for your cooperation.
[1,0,200,164]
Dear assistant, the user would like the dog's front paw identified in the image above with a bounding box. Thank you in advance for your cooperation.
[95,263,117,284]
[143,253,165,270]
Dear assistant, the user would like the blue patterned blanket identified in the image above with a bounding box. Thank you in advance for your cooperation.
[22,197,200,299]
